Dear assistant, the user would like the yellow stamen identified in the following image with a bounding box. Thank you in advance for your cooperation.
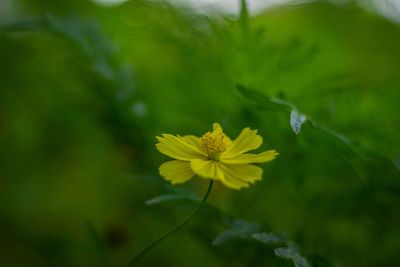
[200,123,231,160]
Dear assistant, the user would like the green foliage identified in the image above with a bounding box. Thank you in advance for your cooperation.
[212,219,259,245]
[252,232,286,244]
[1,0,400,266]
[274,242,310,267]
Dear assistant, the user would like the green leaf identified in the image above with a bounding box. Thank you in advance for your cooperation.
[236,84,270,105]
[1,19,44,32]
[269,98,295,110]
[236,84,366,179]
[86,222,107,266]
[236,84,293,111]
[293,255,310,267]
[239,0,249,31]
[393,157,400,170]
[274,242,310,267]
[274,247,293,259]
[145,193,200,206]
[290,109,307,134]
[212,219,259,245]
[252,232,287,244]
[316,125,349,144]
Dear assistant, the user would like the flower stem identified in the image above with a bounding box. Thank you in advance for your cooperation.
[127,180,214,266]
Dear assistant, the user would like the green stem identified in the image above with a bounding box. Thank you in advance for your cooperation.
[127,180,214,266]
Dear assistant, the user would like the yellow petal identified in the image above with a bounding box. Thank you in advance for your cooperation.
[156,134,208,161]
[190,159,241,189]
[190,159,224,181]
[221,150,278,164]
[159,160,195,185]
[218,163,263,189]
[181,135,207,154]
[223,127,262,157]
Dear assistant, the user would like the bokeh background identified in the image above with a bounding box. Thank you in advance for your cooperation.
[1,0,400,266]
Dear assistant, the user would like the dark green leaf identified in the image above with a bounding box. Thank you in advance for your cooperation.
[252,232,287,244]
[293,255,310,267]
[269,98,295,110]
[275,242,311,267]
[145,193,200,205]
[274,247,294,259]
[239,0,249,31]
[236,84,270,105]
[212,219,259,245]
[393,157,400,170]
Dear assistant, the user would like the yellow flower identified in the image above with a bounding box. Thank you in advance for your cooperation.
[155,123,278,190]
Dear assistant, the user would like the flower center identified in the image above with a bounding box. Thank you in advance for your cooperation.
[200,123,231,160]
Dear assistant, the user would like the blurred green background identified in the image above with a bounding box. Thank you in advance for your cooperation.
[1,0,400,266]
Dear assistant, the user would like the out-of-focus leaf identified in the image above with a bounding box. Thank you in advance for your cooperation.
[275,242,310,267]
[252,232,286,244]
[290,109,307,134]
[145,193,200,206]
[269,98,295,110]
[293,255,310,267]
[274,247,294,259]
[86,222,107,266]
[3,13,134,96]
[314,124,368,180]
[277,39,318,70]
[237,85,306,134]
[1,19,44,31]
[239,0,249,31]
[236,84,270,105]
[212,218,259,245]
[236,84,365,175]
[134,175,202,205]
[393,157,400,170]
[317,125,349,144]
[236,84,294,110]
